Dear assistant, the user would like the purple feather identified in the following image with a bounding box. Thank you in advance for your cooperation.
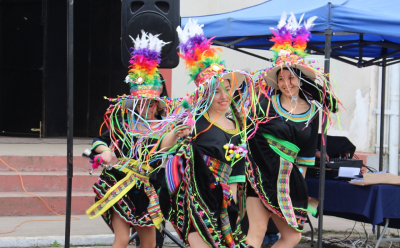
[178,34,208,54]
[129,48,161,63]
[294,26,310,38]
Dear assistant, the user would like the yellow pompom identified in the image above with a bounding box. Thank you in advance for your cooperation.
[226,156,231,161]
[223,145,229,150]
[229,150,234,154]
[235,154,240,159]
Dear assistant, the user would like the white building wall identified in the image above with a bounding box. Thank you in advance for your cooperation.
[174,0,381,153]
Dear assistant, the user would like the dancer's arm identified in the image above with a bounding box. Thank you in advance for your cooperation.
[159,127,190,152]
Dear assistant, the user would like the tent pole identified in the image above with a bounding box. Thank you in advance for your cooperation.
[317,28,332,248]
[65,0,74,247]
[379,52,387,172]
[376,50,387,240]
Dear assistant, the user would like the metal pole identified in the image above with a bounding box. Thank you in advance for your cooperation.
[377,49,387,239]
[65,0,74,247]
[379,51,387,171]
[317,28,332,248]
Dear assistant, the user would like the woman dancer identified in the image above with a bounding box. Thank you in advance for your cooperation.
[161,19,253,248]
[134,74,169,248]
[86,32,183,248]
[245,13,339,248]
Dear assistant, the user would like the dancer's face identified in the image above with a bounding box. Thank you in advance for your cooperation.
[277,69,300,98]
[210,79,232,113]
[135,99,158,120]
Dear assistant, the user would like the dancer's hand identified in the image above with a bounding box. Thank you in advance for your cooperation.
[315,151,329,162]
[175,126,190,139]
[100,150,113,165]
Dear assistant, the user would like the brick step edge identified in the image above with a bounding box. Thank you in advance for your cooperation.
[0,191,95,216]
[0,171,100,192]
[0,156,117,172]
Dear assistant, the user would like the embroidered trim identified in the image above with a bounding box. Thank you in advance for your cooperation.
[228,175,246,184]
[91,141,108,151]
[87,164,164,230]
[202,154,231,184]
[202,155,235,248]
[203,112,239,134]
[263,133,299,162]
[297,156,316,166]
[271,94,316,122]
[277,157,298,228]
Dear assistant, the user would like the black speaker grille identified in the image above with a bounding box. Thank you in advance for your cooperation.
[155,1,169,14]
[131,1,144,13]
[125,12,174,59]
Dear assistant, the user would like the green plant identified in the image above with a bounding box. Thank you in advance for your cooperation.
[51,240,61,247]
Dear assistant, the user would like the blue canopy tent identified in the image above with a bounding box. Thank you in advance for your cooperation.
[182,1,400,247]
[181,0,400,66]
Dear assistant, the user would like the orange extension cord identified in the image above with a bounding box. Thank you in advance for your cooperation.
[0,157,80,235]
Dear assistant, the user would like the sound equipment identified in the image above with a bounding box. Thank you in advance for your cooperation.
[306,159,363,180]
[324,158,363,169]
[121,0,180,68]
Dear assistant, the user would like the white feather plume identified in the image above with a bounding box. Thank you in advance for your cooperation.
[277,11,287,29]
[147,33,158,51]
[304,16,318,30]
[129,30,169,52]
[287,12,299,31]
[138,30,149,49]
[298,13,305,27]
[278,12,317,32]
[177,18,204,45]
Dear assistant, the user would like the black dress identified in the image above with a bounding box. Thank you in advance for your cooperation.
[86,129,165,232]
[161,113,249,248]
[247,94,319,232]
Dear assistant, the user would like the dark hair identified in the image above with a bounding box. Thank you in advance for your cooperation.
[224,79,244,130]
[158,74,169,97]
[230,102,244,131]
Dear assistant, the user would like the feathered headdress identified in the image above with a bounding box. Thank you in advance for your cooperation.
[263,12,340,115]
[263,12,318,89]
[176,19,228,86]
[125,30,170,99]
[177,18,248,92]
[270,12,317,61]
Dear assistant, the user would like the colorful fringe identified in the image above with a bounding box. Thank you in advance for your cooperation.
[86,163,164,230]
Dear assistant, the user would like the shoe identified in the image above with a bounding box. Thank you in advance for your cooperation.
[261,244,272,248]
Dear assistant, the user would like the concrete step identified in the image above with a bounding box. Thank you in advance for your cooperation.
[0,171,101,192]
[0,155,118,172]
[0,156,91,172]
[0,191,95,216]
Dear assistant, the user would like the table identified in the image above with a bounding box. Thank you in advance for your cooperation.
[306,178,400,248]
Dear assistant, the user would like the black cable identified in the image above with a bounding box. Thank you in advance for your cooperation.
[322,221,361,245]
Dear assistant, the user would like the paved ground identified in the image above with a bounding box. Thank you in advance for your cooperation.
[2,214,398,247]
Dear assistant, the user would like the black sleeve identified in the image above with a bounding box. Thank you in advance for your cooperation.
[91,130,111,154]
[297,111,319,167]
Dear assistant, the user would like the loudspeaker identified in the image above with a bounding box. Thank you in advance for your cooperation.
[121,0,180,68]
